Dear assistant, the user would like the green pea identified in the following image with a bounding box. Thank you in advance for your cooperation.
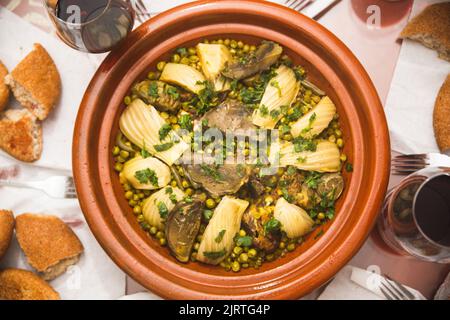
[233,246,243,255]
[287,243,296,252]
[112,146,120,156]
[180,57,190,64]
[156,231,164,239]
[124,191,133,199]
[159,238,167,246]
[129,200,137,207]
[231,261,240,272]
[147,71,156,80]
[119,150,129,159]
[172,54,181,63]
[114,163,123,172]
[188,47,197,55]
[189,55,199,62]
[149,226,157,235]
[248,248,257,258]
[157,61,166,71]
[124,96,131,105]
[230,40,238,48]
[133,206,142,215]
[238,253,249,263]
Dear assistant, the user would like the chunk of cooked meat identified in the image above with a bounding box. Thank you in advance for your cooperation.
[242,205,280,253]
[183,164,251,198]
[201,99,255,132]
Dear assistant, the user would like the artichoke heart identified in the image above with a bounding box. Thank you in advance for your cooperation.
[252,65,300,129]
[166,199,204,263]
[119,99,189,166]
[271,140,341,173]
[197,43,233,92]
[222,41,283,80]
[291,96,336,138]
[121,155,171,190]
[274,197,314,239]
[197,196,249,265]
[142,186,185,230]
[159,63,206,94]
[131,80,182,112]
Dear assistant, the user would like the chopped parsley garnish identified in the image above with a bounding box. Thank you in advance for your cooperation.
[280,124,291,135]
[159,124,172,141]
[281,187,294,203]
[286,107,302,122]
[346,163,353,172]
[184,196,193,203]
[286,166,297,175]
[157,202,169,219]
[235,235,253,247]
[264,218,281,235]
[141,142,151,158]
[200,164,223,182]
[203,209,213,220]
[215,230,226,243]
[301,112,317,134]
[271,80,282,97]
[148,81,159,98]
[134,168,158,186]
[297,156,307,163]
[305,171,322,189]
[166,86,180,100]
[259,104,269,117]
[154,142,174,152]
[196,80,217,115]
[178,114,193,131]
[203,249,227,260]
[176,47,188,56]
[230,79,239,91]
[165,187,173,194]
[293,137,317,152]
[270,109,281,120]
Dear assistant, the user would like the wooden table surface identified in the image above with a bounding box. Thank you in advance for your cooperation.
[3,0,448,299]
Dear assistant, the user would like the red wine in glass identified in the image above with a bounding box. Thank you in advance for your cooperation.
[46,0,134,53]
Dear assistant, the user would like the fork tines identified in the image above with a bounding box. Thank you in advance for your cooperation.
[284,0,313,12]
[392,154,429,175]
[379,276,416,300]
[133,0,151,24]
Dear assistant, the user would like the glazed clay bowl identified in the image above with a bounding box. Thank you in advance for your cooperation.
[73,0,390,299]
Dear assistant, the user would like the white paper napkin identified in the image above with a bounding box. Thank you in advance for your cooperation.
[318,266,426,300]
[0,9,126,300]
[384,0,450,155]
[0,8,99,170]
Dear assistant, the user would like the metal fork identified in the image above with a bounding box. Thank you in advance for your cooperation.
[392,153,450,175]
[132,0,151,24]
[379,276,417,300]
[284,0,314,12]
[0,176,77,199]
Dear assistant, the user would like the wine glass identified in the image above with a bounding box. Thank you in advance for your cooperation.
[42,0,135,53]
[378,167,450,263]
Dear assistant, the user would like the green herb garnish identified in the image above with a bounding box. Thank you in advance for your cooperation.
[159,124,172,141]
[215,230,226,243]
[166,86,180,100]
[271,80,282,97]
[235,235,252,247]
[149,81,159,98]
[157,202,169,219]
[154,142,174,152]
[270,109,281,120]
[203,209,213,220]
[179,114,193,131]
[293,137,317,152]
[203,249,227,260]
[134,168,158,186]
[141,141,151,158]
[264,218,281,235]
[305,171,322,189]
[345,163,353,172]
[200,164,223,182]
[259,104,269,117]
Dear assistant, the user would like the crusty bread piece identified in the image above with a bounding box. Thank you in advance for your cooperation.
[0,269,60,300]
[433,74,450,153]
[4,44,61,120]
[0,210,14,261]
[400,2,450,61]
[15,214,84,281]
[0,61,9,112]
[0,108,42,162]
